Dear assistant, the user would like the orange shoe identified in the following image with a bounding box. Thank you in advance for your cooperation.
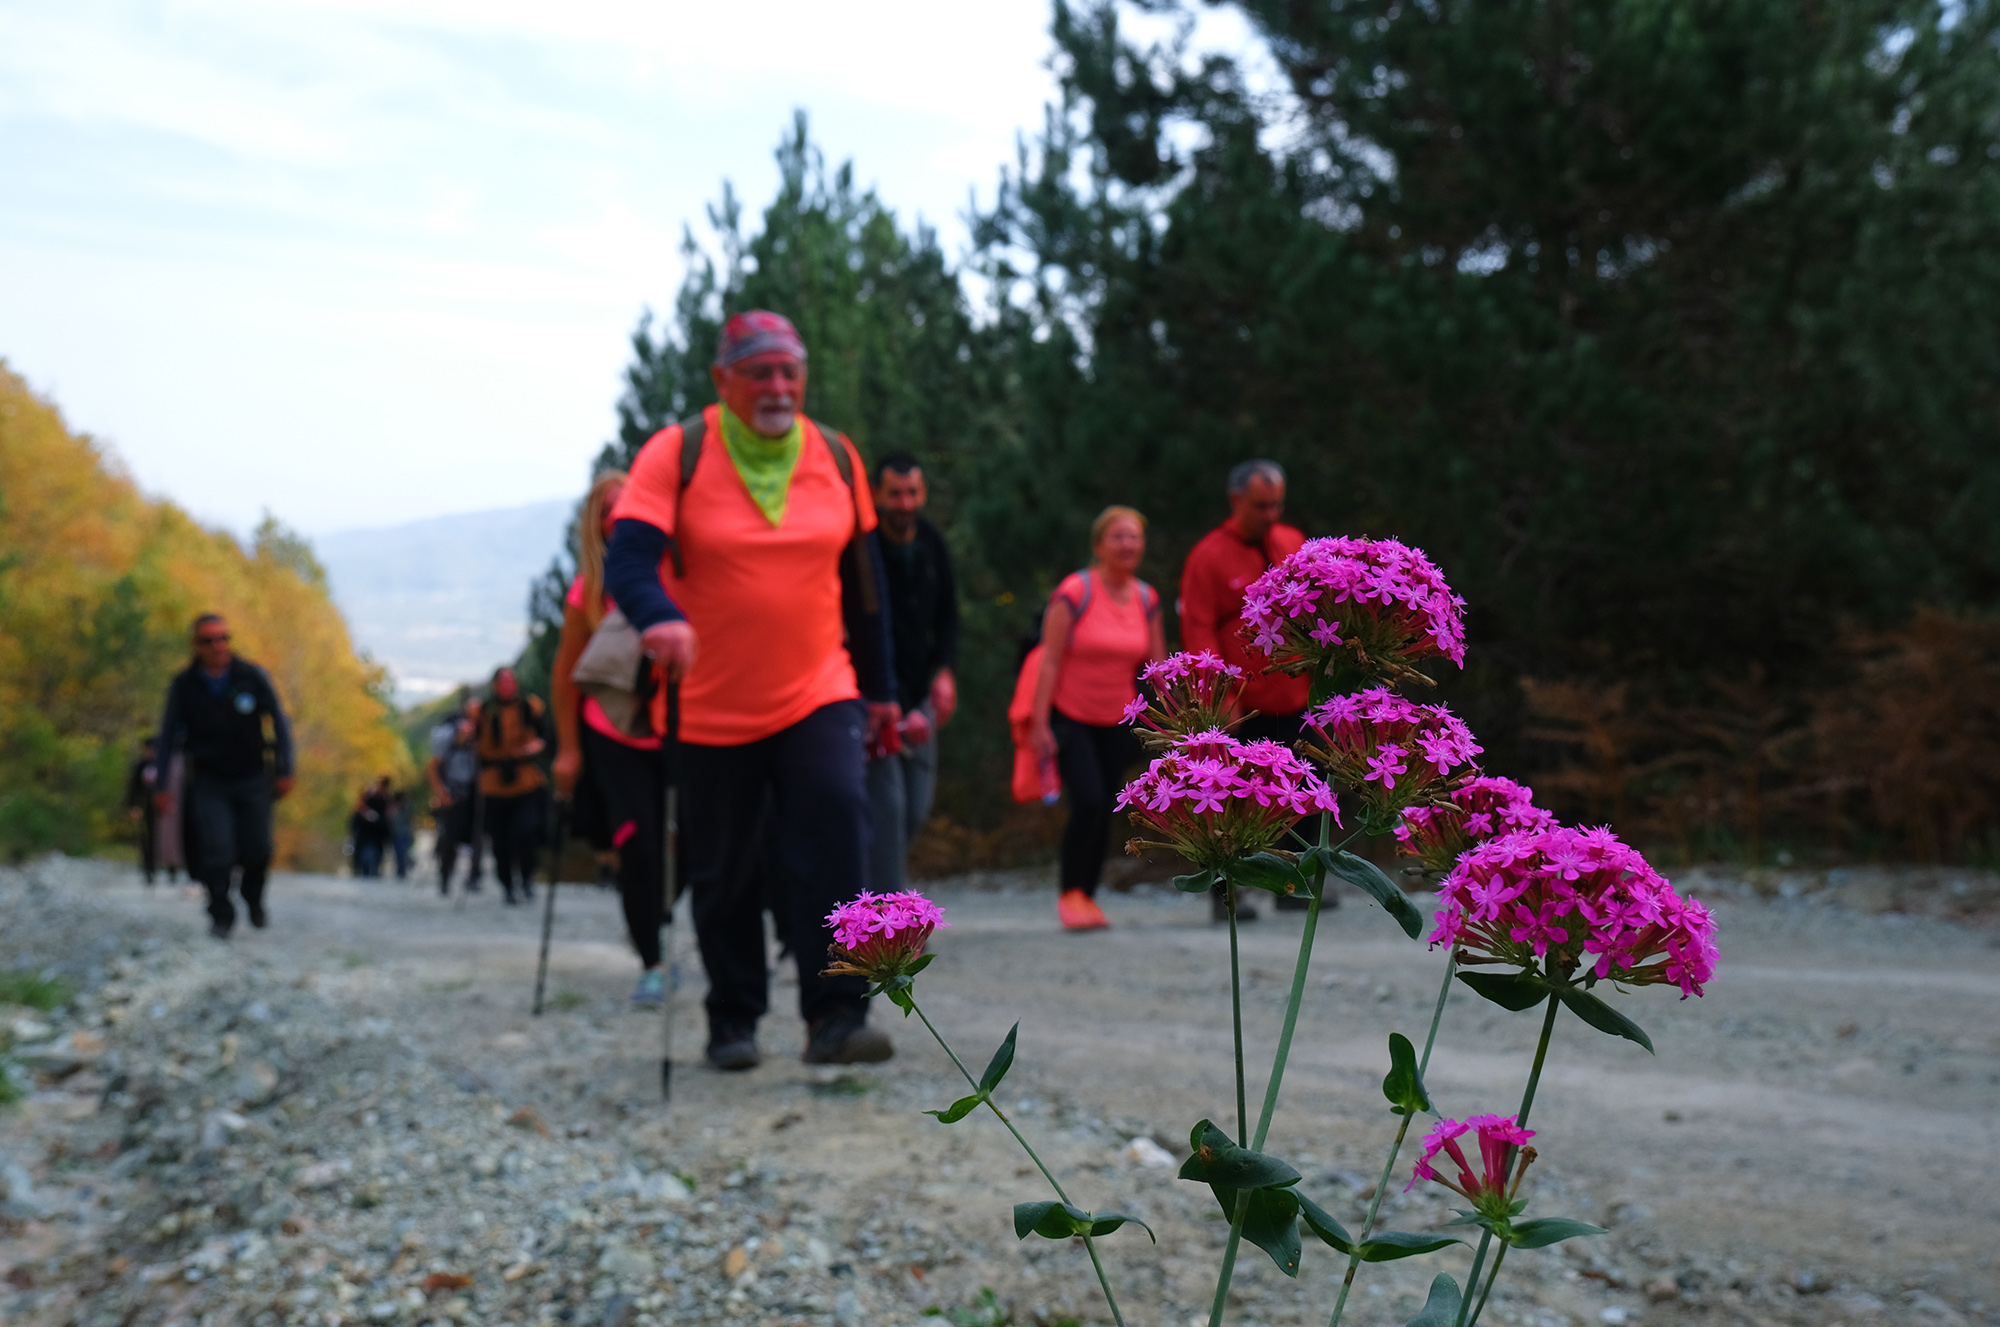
[1058,889,1110,931]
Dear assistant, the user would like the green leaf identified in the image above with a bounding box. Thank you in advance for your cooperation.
[1554,985,1655,1053]
[1381,1032,1432,1116]
[1357,1230,1463,1262]
[1296,1193,1355,1255]
[1223,851,1306,898]
[1177,1119,1302,1191]
[1170,868,1220,894]
[1326,850,1424,938]
[885,983,916,1016]
[924,1093,984,1124]
[1456,970,1551,1012]
[978,1024,1019,1094]
[1508,1217,1608,1249]
[1083,1211,1156,1241]
[905,952,936,978]
[1402,1273,1463,1327]
[1011,1200,1155,1242]
[1013,1200,1086,1239]
[1237,1187,1303,1277]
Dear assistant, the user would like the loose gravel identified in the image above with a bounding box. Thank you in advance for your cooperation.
[1,856,1995,1327]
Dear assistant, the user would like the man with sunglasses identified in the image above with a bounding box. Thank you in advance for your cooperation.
[155,613,295,937]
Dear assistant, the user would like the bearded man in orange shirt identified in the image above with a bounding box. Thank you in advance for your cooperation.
[604,311,902,1071]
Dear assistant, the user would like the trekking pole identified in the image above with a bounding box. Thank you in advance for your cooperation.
[531,798,569,1016]
[661,679,681,1102]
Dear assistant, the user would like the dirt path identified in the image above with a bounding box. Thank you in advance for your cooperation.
[2,858,1995,1327]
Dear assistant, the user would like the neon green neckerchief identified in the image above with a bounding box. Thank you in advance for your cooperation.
[717,406,803,527]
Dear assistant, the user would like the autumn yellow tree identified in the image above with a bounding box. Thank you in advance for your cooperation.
[0,363,408,866]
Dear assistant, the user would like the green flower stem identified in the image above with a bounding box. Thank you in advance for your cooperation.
[1326,945,1458,1326]
[1454,1232,1495,1327]
[1206,1190,1252,1327]
[1516,993,1563,1130]
[908,1001,1129,1327]
[1464,1241,1511,1326]
[1228,890,1248,1144]
[1455,992,1562,1327]
[1322,1110,1412,1327]
[1252,886,1322,1150]
[1420,948,1457,1076]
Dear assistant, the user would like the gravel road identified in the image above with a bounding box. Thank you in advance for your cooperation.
[1,856,1995,1327]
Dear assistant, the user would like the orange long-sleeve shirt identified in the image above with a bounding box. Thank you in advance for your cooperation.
[1178,519,1310,719]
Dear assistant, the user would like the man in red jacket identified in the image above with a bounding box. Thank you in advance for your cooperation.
[1179,460,1320,915]
[1179,460,1310,737]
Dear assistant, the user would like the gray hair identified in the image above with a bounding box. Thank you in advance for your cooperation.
[1227,459,1286,495]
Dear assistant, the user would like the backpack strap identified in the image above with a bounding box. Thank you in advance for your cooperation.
[664,411,709,578]
[811,418,879,616]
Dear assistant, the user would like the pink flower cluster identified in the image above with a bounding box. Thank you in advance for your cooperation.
[1240,537,1467,692]
[1397,776,1555,875]
[824,890,950,982]
[1301,688,1482,827]
[1117,729,1339,870]
[1406,1115,1537,1216]
[1430,825,1719,998]
[1122,650,1245,744]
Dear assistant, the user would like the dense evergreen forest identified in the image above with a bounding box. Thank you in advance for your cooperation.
[523,0,2000,864]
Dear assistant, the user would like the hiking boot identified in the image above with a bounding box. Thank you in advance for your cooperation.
[1211,888,1260,924]
[803,1011,894,1065]
[208,923,231,940]
[247,901,267,929]
[705,1023,762,1071]
[1057,889,1110,931]
[631,969,665,1009]
[1273,894,1312,913]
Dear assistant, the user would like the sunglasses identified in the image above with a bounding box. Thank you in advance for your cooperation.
[196,633,231,645]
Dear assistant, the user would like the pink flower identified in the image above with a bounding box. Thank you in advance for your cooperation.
[1301,688,1483,831]
[1239,537,1467,698]
[1430,825,1718,998]
[1125,651,1245,743]
[1117,729,1339,872]
[823,890,950,982]
[1398,778,1550,877]
[1407,1115,1537,1219]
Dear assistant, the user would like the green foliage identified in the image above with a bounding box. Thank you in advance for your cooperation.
[968,0,2000,784]
[0,970,73,1010]
[1404,1273,1464,1327]
[1381,1031,1432,1117]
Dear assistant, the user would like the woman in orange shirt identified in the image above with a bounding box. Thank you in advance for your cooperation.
[1027,506,1167,930]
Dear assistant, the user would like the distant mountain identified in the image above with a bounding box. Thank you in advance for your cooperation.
[317,499,571,706]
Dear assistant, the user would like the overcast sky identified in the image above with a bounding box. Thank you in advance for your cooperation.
[0,0,1264,536]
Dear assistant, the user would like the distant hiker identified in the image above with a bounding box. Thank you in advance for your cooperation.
[123,737,172,884]
[154,613,295,938]
[388,786,414,879]
[552,469,675,1008]
[865,451,960,894]
[1025,506,1165,931]
[1179,459,1311,917]
[468,667,548,905]
[604,309,901,1070]
[426,711,481,895]
[350,776,392,877]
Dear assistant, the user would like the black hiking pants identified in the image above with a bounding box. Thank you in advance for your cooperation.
[484,790,542,902]
[583,726,671,969]
[679,700,871,1035]
[188,771,273,932]
[1051,709,1140,899]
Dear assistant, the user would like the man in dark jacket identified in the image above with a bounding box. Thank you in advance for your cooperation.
[866,452,959,892]
[155,614,295,937]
